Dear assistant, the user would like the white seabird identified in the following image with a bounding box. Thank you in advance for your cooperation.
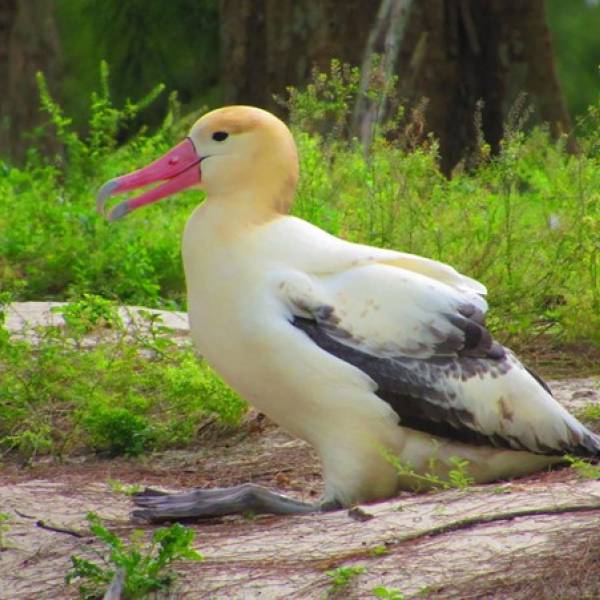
[97,106,600,521]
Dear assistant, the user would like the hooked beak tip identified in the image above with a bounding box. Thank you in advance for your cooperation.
[107,201,131,222]
[96,179,120,217]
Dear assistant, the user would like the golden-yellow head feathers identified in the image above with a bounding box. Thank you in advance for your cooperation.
[189,106,299,215]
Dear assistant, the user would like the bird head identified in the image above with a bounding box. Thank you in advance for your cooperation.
[97,106,299,221]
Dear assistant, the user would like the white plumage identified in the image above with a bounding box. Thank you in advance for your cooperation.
[183,211,595,505]
[98,106,600,514]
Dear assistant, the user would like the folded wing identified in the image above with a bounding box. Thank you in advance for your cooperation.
[281,259,600,457]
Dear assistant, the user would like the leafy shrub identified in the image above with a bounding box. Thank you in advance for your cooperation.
[2,60,600,347]
[66,512,202,599]
[0,295,245,460]
[0,64,193,307]
[83,407,153,457]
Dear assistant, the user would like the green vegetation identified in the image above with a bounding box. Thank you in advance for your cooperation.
[384,449,475,492]
[1,65,194,307]
[57,0,220,132]
[0,293,244,461]
[106,479,143,497]
[547,0,600,119]
[325,565,366,596]
[3,62,600,344]
[370,544,389,557]
[1,61,600,461]
[66,512,202,599]
[577,401,600,424]
[372,586,406,600]
[0,513,11,549]
[565,454,600,480]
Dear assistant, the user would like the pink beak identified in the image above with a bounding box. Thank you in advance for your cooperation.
[97,138,201,221]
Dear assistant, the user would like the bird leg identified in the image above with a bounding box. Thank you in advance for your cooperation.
[132,483,336,523]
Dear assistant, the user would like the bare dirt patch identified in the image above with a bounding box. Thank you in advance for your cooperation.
[2,453,600,599]
[2,303,600,599]
[2,400,600,600]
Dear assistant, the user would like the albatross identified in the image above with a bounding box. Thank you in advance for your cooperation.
[97,106,600,522]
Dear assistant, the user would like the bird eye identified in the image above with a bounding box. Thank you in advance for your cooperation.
[212,131,229,142]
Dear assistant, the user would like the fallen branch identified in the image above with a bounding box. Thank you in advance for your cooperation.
[314,500,600,570]
[398,501,600,544]
[36,519,85,538]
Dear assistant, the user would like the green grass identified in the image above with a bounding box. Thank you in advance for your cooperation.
[1,61,600,460]
[0,294,245,461]
[2,62,600,343]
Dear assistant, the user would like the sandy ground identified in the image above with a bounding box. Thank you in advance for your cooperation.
[2,303,600,599]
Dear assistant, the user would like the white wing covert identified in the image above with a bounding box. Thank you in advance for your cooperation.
[276,255,600,458]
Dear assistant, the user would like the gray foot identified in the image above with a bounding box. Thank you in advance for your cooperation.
[132,483,325,523]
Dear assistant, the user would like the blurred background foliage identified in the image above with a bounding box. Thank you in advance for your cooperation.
[547,0,600,119]
[57,0,221,133]
[1,0,600,460]
[50,0,599,136]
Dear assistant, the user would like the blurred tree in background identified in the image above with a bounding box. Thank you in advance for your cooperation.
[57,0,220,133]
[547,0,600,119]
[220,0,575,173]
[0,0,598,168]
[219,0,377,112]
[0,0,62,162]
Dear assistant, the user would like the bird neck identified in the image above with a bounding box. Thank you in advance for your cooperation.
[185,191,284,249]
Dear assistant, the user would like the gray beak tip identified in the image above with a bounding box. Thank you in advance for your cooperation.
[96,179,120,216]
[107,201,130,222]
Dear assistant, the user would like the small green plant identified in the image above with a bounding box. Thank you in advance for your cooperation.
[372,586,406,600]
[65,512,202,599]
[565,455,600,480]
[106,479,143,497]
[0,513,11,549]
[577,402,600,425]
[370,544,389,557]
[447,457,476,489]
[383,450,474,492]
[325,565,366,595]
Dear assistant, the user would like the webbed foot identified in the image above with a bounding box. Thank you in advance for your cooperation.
[132,483,322,523]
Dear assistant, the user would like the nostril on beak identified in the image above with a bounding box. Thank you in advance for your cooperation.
[168,157,179,166]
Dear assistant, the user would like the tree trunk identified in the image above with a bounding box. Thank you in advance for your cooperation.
[220,0,573,174]
[0,0,17,158]
[219,0,378,113]
[386,0,575,173]
[0,0,62,164]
